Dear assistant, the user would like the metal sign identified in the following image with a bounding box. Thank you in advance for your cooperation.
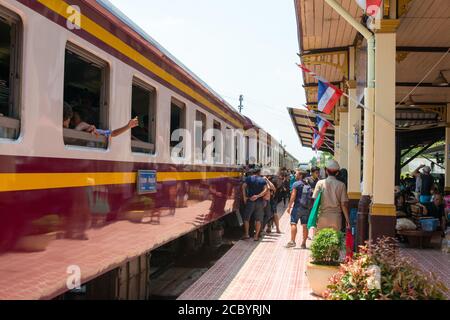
[137,170,157,194]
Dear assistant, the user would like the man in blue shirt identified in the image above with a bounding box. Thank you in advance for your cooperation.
[286,170,311,249]
[242,167,269,241]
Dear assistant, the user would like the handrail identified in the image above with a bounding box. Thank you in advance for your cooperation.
[63,128,107,143]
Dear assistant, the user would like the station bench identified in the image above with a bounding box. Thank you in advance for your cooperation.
[397,230,442,249]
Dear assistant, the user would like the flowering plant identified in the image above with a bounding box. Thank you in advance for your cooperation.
[324,237,448,300]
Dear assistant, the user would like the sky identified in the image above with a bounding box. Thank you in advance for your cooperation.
[109,0,316,163]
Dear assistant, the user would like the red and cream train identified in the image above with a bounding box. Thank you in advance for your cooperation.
[0,0,298,299]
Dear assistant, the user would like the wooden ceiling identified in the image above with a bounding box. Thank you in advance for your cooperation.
[288,107,335,153]
[295,0,363,51]
[292,0,450,151]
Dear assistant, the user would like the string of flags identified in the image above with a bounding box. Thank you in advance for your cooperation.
[297,64,339,151]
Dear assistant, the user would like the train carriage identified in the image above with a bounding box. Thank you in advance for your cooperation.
[0,0,296,299]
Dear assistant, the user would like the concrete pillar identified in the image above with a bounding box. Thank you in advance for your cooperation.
[339,109,349,170]
[445,105,450,195]
[370,26,398,240]
[334,125,340,163]
[347,84,362,204]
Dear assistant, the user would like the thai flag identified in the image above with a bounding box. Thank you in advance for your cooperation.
[316,115,331,135]
[312,131,325,150]
[318,80,342,115]
[356,0,382,17]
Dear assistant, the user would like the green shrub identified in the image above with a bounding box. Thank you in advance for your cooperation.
[324,237,449,300]
[310,228,344,266]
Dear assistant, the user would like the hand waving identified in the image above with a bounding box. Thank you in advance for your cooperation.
[128,117,139,129]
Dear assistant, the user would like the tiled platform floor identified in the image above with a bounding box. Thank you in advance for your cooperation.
[179,206,450,300]
[178,205,318,300]
[400,247,450,295]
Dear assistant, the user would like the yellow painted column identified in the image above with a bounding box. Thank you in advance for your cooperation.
[370,22,399,239]
[339,109,349,170]
[445,104,450,195]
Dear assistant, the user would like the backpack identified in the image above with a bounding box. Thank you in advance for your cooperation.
[299,183,312,208]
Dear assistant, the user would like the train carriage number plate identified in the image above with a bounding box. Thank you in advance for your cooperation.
[137,170,157,194]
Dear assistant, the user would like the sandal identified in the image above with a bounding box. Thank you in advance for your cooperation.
[241,235,250,240]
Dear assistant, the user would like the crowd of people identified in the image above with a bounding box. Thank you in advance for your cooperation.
[240,160,350,248]
[396,164,448,232]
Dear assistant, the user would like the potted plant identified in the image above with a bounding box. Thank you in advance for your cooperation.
[306,228,344,297]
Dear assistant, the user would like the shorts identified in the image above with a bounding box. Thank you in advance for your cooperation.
[290,206,310,225]
[244,198,265,222]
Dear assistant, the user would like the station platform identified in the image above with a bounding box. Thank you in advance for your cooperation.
[178,206,318,300]
[179,206,450,300]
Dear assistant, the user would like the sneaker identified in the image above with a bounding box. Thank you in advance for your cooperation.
[300,243,307,249]
[285,241,296,248]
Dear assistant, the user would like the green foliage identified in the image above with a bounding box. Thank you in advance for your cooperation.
[310,228,344,266]
[324,238,449,300]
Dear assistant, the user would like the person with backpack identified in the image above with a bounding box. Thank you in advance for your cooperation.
[286,169,312,249]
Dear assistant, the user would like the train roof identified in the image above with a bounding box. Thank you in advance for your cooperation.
[96,0,245,126]
[95,1,290,152]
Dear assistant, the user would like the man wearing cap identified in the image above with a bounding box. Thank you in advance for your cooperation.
[312,160,350,232]
[413,164,435,204]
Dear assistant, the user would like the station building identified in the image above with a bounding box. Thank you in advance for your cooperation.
[289,0,450,241]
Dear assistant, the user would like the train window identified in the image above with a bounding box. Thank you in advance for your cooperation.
[195,110,206,161]
[224,126,232,165]
[170,98,185,157]
[0,8,21,140]
[212,120,222,163]
[131,78,156,154]
[63,43,109,149]
[245,136,250,165]
[234,135,238,165]
[256,138,260,164]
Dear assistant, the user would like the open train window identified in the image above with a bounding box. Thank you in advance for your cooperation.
[63,43,109,149]
[131,78,156,154]
[195,110,206,161]
[224,126,232,165]
[0,7,21,140]
[170,98,185,157]
[245,136,250,165]
[212,120,222,163]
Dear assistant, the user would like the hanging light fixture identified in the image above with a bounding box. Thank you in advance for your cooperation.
[433,71,449,87]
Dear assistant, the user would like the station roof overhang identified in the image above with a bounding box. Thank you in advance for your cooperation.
[292,0,450,152]
[288,107,335,154]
